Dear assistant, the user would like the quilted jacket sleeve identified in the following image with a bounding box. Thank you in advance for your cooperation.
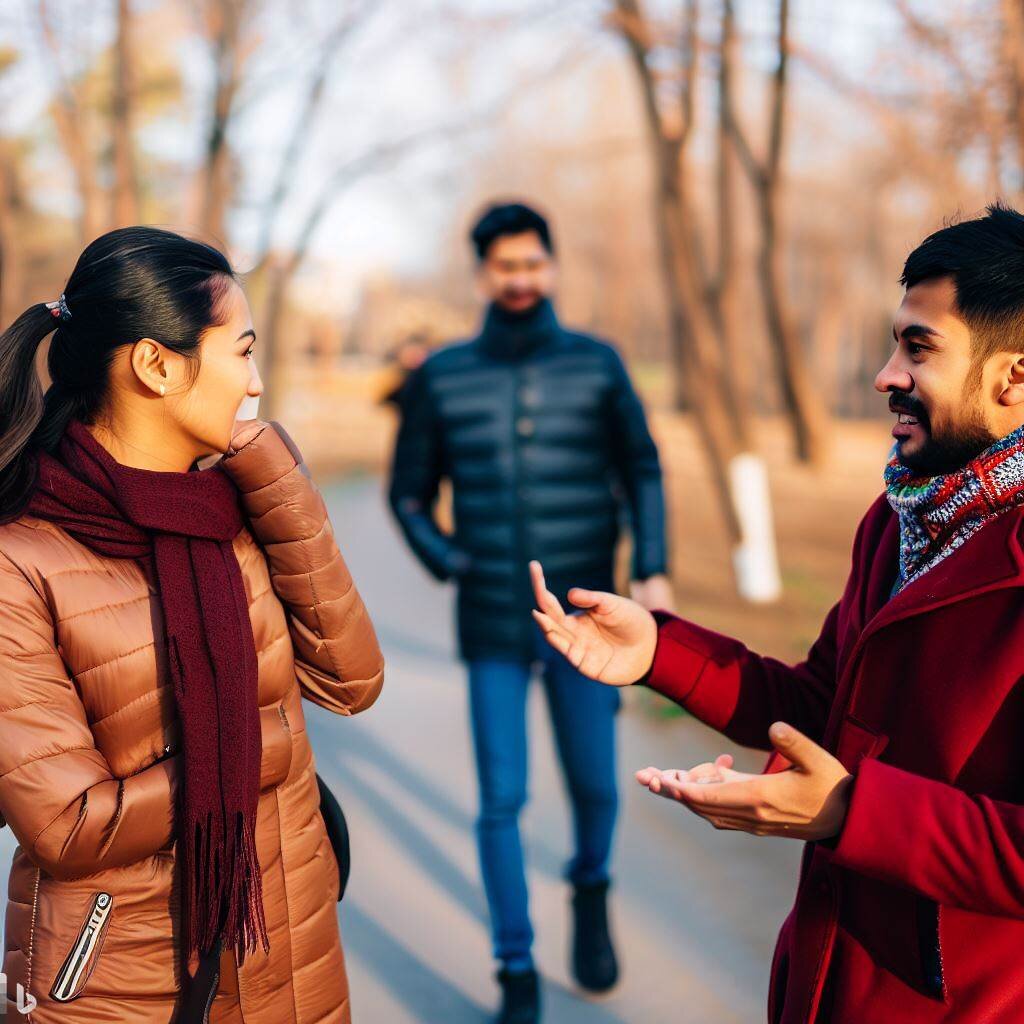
[387,364,471,581]
[221,421,384,715]
[0,549,178,879]
[606,346,667,581]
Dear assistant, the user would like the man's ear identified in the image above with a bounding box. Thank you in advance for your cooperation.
[999,355,1024,407]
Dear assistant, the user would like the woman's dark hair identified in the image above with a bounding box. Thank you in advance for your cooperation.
[470,201,554,262]
[0,225,236,521]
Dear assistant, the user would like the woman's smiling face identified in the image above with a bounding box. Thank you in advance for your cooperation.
[166,278,264,457]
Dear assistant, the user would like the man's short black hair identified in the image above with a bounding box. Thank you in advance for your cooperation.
[902,203,1024,361]
[470,202,554,261]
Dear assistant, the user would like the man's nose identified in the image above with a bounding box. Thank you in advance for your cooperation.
[874,350,914,395]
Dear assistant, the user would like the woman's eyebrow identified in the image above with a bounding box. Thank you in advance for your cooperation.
[237,329,256,343]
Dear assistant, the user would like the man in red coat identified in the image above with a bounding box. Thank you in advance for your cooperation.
[530,204,1024,1023]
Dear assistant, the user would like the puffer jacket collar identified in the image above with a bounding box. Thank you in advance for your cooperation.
[477,298,561,361]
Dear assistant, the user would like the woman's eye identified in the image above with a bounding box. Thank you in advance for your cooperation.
[244,346,255,358]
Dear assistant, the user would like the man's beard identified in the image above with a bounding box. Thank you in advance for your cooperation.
[896,399,997,476]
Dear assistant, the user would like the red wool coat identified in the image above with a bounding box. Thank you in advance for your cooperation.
[646,494,1024,1023]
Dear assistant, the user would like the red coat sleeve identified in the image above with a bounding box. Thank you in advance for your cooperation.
[830,759,1024,918]
[639,495,893,750]
[643,604,839,750]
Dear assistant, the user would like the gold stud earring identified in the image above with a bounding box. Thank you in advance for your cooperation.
[159,384,166,397]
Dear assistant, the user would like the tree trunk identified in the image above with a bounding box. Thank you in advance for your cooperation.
[1002,0,1024,196]
[0,143,23,328]
[198,0,245,242]
[110,0,141,227]
[38,1,105,243]
[756,173,823,463]
[614,0,783,600]
[726,0,825,464]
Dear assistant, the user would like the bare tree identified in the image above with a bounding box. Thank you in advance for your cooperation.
[1003,0,1024,196]
[196,0,249,242]
[723,0,824,464]
[0,140,23,328]
[38,0,105,243]
[612,0,781,601]
[110,0,141,227]
[256,119,493,418]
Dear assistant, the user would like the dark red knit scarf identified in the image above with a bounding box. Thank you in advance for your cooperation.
[29,419,269,964]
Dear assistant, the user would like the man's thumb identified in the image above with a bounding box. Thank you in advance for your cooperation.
[768,722,820,770]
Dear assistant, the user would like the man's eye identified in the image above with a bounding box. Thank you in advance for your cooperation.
[908,343,925,356]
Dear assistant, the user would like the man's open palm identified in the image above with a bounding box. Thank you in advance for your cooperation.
[529,560,658,685]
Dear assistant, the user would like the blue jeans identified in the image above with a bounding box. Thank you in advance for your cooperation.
[468,629,620,973]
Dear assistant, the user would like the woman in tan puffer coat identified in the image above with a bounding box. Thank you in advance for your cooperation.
[0,227,383,1023]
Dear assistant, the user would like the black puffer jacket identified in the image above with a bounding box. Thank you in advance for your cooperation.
[388,299,667,660]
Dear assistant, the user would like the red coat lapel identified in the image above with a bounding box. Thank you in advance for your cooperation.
[861,504,1024,646]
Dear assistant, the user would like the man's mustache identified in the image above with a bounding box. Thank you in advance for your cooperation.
[888,391,928,419]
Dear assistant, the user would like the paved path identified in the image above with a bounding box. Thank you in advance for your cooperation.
[1,475,802,1022]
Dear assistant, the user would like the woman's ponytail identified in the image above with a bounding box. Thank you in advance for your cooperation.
[0,225,236,524]
[0,304,61,522]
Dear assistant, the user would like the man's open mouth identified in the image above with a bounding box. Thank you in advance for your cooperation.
[896,413,919,426]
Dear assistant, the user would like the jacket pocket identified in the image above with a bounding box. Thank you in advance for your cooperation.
[835,713,889,771]
[49,892,114,1002]
[258,703,293,791]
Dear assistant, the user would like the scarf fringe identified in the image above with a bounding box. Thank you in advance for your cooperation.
[184,810,269,963]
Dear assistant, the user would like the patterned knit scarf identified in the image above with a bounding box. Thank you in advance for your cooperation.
[884,423,1024,591]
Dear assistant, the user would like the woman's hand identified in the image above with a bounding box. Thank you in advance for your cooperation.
[529,560,658,685]
[227,419,267,456]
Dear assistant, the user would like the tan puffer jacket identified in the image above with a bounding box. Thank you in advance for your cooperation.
[0,422,384,1023]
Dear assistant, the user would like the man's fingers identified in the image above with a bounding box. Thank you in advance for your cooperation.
[680,764,723,785]
[531,608,575,642]
[768,721,828,773]
[533,612,573,657]
[714,754,734,770]
[567,587,617,616]
[529,560,569,625]
[669,777,764,813]
[635,766,662,786]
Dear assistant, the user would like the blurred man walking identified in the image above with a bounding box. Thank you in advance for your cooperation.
[389,202,669,1024]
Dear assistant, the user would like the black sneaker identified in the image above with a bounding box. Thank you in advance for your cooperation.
[571,881,619,993]
[495,967,540,1024]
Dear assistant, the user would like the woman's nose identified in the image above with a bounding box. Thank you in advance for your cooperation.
[248,361,264,396]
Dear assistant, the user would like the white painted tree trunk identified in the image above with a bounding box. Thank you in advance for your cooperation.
[728,453,782,603]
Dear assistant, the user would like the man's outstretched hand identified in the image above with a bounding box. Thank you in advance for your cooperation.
[529,560,658,685]
[636,722,853,842]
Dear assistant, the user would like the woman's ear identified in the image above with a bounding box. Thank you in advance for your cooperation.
[130,338,170,397]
